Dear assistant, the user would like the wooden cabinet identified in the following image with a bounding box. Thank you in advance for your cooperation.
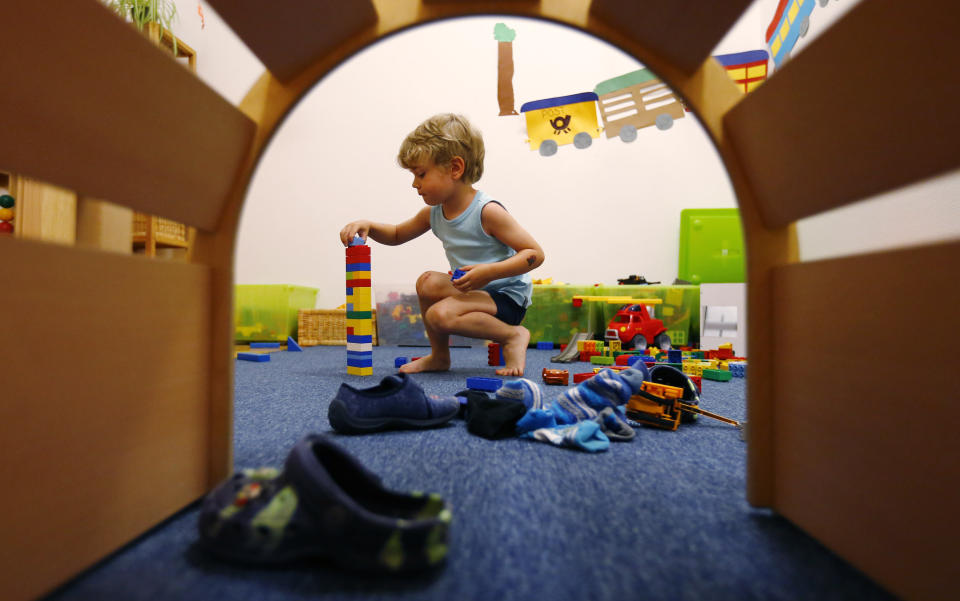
[2,24,197,258]
[0,171,77,245]
[131,23,197,260]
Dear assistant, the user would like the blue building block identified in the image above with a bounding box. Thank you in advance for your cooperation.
[536,341,554,350]
[395,356,409,368]
[466,376,503,392]
[668,349,682,363]
[250,342,280,349]
[626,355,644,367]
[451,268,466,281]
[237,353,270,362]
[287,336,303,351]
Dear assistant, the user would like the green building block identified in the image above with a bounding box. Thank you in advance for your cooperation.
[590,355,615,365]
[702,368,733,382]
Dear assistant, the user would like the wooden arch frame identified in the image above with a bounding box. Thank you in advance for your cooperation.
[2,1,957,600]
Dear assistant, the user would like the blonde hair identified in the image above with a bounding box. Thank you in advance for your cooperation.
[397,113,485,183]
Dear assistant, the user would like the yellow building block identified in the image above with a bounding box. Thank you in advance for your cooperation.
[350,287,371,302]
[347,366,373,376]
[346,319,373,335]
[346,271,371,280]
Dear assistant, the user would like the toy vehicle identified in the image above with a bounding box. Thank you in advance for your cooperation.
[594,68,685,141]
[520,92,602,156]
[541,368,569,386]
[616,275,660,285]
[625,368,740,432]
[766,0,816,68]
[606,303,671,351]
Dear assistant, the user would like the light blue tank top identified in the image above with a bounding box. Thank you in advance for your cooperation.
[430,190,533,308]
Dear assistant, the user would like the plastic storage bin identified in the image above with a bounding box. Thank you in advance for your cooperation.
[678,208,745,284]
[235,284,319,342]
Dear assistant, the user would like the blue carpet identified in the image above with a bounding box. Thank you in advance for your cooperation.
[46,345,898,601]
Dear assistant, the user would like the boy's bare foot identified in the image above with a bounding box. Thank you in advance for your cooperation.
[399,354,451,374]
[496,326,530,376]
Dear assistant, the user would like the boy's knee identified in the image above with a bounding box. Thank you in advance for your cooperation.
[424,300,454,331]
[416,271,449,301]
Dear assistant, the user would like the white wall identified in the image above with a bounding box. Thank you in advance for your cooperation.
[170,0,957,310]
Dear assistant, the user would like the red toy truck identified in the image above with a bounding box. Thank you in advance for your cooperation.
[605,303,671,351]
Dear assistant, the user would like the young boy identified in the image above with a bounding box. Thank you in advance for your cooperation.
[339,113,544,376]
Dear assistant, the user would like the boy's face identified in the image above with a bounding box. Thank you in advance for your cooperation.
[407,159,459,206]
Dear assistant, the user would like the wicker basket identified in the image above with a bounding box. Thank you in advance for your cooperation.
[298,309,378,346]
[132,212,187,242]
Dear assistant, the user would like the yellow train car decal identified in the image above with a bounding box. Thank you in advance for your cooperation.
[520,92,601,156]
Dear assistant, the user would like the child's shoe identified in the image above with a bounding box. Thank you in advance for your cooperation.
[328,373,460,434]
[198,433,452,571]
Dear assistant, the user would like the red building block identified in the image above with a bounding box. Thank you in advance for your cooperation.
[573,372,595,384]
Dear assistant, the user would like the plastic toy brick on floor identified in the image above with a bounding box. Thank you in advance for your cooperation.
[541,368,569,386]
[237,352,270,362]
[250,342,280,348]
[197,433,451,571]
[487,342,504,366]
[703,368,733,382]
[466,377,503,392]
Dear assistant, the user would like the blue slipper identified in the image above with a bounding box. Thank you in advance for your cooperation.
[197,433,452,571]
[328,373,460,434]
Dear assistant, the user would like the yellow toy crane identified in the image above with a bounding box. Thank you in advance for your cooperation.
[626,381,743,433]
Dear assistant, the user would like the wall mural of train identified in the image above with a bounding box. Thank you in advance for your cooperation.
[519,50,770,156]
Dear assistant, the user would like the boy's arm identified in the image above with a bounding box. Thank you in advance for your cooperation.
[340,207,431,246]
[452,202,545,292]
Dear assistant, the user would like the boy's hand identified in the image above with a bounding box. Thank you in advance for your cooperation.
[451,264,494,292]
[340,220,371,247]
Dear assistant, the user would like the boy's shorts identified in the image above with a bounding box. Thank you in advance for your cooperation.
[487,290,527,326]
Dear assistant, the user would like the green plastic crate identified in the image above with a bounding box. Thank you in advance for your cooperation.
[235,285,319,342]
[523,284,700,347]
[678,208,745,284]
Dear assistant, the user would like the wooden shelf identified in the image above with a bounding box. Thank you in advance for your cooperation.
[132,23,197,259]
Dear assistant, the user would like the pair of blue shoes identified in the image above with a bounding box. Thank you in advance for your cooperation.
[328,373,461,434]
[198,433,452,572]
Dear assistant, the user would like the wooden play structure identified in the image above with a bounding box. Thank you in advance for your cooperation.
[1,1,957,600]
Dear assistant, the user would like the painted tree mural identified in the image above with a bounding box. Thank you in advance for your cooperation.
[494,23,518,116]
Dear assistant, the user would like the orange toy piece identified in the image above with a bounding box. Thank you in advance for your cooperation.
[625,381,687,430]
[541,368,569,386]
[627,380,741,431]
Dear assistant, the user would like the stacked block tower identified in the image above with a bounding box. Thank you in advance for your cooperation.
[346,235,373,376]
